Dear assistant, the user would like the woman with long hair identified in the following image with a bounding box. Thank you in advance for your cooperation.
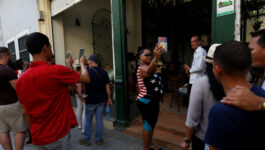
[137,45,164,150]
[181,44,225,150]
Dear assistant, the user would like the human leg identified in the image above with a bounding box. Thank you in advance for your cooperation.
[143,129,153,150]
[76,95,83,128]
[0,102,27,150]
[137,100,156,150]
[81,103,85,132]
[83,104,96,142]
[146,101,160,150]
[0,132,12,150]
[95,102,105,143]
[14,131,26,150]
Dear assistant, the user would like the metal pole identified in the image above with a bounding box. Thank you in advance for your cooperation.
[111,0,129,128]
[234,0,241,41]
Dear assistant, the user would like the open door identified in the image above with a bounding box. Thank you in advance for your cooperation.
[212,0,236,43]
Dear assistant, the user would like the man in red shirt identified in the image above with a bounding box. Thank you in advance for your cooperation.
[16,32,90,149]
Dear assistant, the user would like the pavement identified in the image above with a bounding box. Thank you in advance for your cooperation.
[0,125,145,150]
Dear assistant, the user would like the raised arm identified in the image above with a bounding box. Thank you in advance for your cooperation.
[140,45,163,78]
[79,55,90,83]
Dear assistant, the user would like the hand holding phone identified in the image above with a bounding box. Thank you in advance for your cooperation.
[66,51,71,59]
[79,48,85,60]
[158,37,167,52]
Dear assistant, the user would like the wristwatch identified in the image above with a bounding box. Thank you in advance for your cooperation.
[184,137,192,144]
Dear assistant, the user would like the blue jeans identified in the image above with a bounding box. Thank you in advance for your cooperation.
[83,102,105,142]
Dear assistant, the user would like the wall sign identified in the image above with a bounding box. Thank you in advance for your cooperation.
[217,0,234,17]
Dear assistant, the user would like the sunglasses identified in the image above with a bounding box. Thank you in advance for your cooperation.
[143,53,153,57]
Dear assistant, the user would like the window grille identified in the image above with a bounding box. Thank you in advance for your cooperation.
[92,9,113,68]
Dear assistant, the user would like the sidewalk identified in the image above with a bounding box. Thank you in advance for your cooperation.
[0,126,145,150]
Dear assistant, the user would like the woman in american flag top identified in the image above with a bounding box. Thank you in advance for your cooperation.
[136,45,164,150]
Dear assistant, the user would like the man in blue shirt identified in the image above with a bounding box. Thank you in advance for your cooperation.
[204,41,265,150]
[80,54,112,146]
[221,29,265,111]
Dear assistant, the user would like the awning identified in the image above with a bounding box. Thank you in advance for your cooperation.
[51,0,82,17]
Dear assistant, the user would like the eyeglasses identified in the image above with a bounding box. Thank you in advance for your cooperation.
[143,53,153,57]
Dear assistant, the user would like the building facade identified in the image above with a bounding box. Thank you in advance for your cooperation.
[2,0,261,127]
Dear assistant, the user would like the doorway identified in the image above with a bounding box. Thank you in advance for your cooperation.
[141,0,212,113]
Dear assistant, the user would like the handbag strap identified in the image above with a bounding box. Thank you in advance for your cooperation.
[91,67,102,80]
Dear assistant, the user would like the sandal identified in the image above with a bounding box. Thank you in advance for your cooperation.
[149,145,162,150]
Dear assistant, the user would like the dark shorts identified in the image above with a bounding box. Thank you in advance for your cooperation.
[137,98,160,131]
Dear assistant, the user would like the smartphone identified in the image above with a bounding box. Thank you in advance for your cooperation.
[79,48,85,60]
[66,51,71,59]
[158,37,167,52]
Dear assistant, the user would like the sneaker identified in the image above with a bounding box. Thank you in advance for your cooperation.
[79,139,91,146]
[96,139,104,145]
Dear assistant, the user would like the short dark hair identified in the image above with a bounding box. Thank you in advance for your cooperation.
[0,47,10,59]
[251,29,265,48]
[26,32,50,55]
[213,40,251,75]
[192,35,201,41]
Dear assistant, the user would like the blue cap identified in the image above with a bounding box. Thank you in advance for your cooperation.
[88,54,99,64]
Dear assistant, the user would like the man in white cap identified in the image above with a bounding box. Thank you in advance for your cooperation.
[181,44,225,150]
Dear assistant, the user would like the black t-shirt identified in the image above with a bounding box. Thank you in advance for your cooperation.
[0,64,18,105]
[85,67,110,104]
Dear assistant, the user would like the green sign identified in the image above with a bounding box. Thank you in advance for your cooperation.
[217,0,234,17]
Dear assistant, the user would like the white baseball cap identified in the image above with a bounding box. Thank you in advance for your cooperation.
[204,44,221,63]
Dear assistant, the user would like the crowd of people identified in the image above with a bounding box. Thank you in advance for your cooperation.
[178,31,265,150]
[135,30,265,150]
[0,32,112,150]
[1,28,265,150]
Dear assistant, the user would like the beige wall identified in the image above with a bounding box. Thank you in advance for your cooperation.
[38,0,53,49]
[52,0,142,64]
[52,15,66,65]
[126,0,142,54]
[52,0,110,64]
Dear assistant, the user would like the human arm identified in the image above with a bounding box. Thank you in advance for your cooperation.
[221,85,265,111]
[140,45,163,78]
[183,64,190,75]
[9,79,17,90]
[76,83,82,98]
[106,83,112,105]
[21,104,31,128]
[180,126,193,149]
[189,49,206,73]
[79,55,90,83]
[66,55,74,70]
